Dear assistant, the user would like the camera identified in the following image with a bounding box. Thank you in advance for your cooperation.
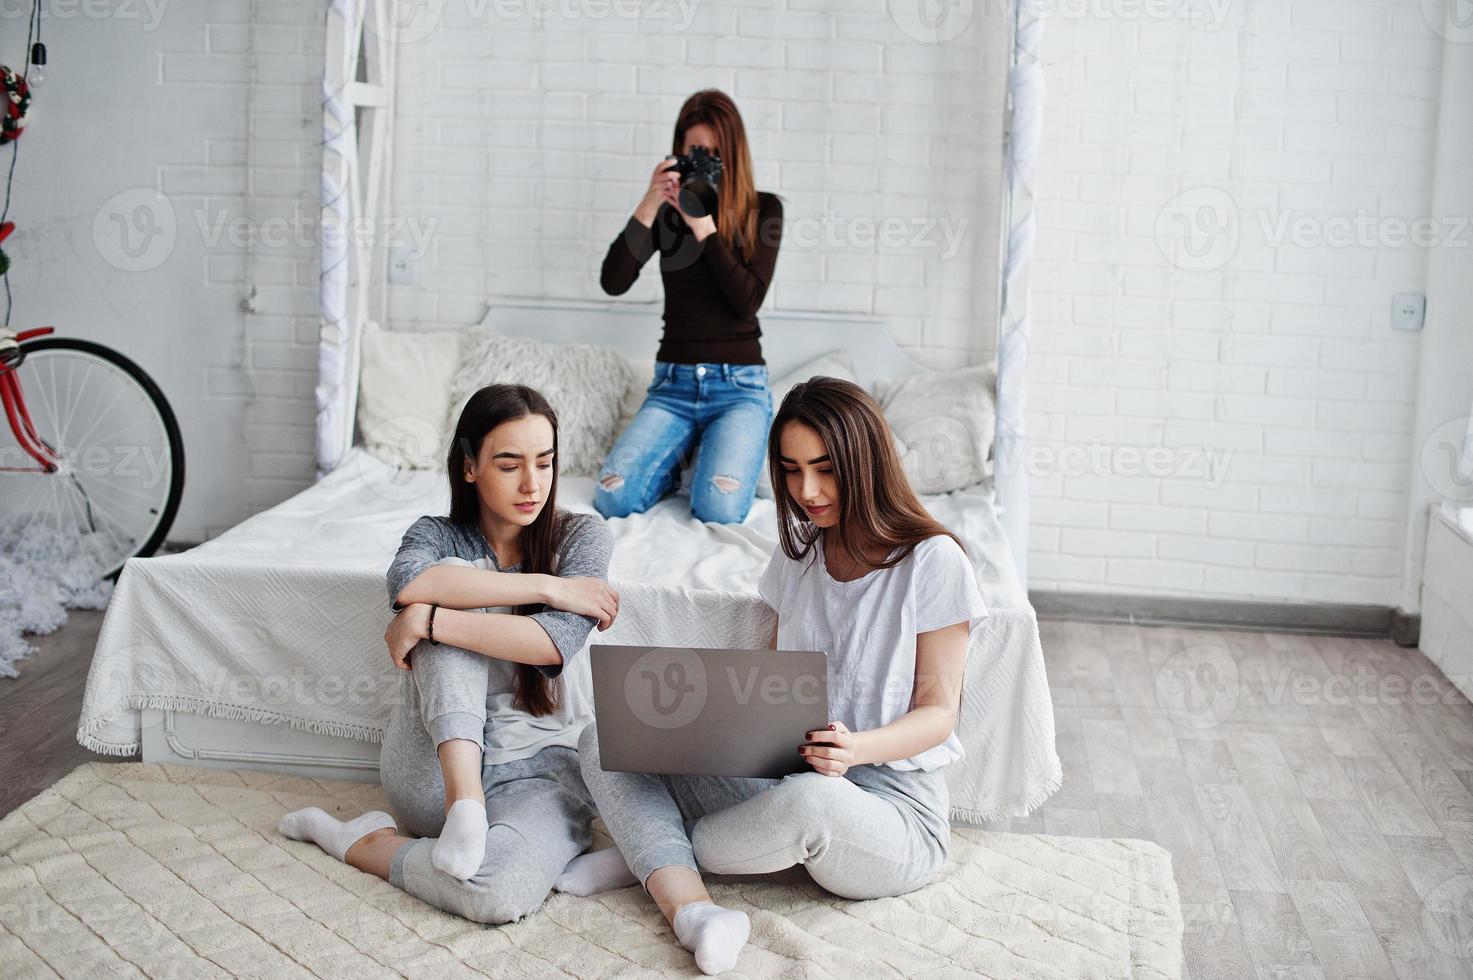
[665,145,723,218]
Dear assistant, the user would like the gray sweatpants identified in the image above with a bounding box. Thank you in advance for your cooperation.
[576,721,951,901]
[379,641,596,925]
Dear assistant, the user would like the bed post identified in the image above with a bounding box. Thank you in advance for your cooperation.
[317,0,397,478]
[995,0,1045,587]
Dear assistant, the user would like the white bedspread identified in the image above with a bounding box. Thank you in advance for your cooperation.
[77,449,1061,823]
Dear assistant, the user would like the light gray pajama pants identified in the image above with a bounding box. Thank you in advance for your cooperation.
[378,642,596,926]
[576,721,952,901]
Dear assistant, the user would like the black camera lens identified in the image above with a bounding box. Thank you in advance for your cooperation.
[669,146,723,219]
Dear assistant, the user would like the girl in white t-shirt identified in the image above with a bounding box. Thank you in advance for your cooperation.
[559,376,988,976]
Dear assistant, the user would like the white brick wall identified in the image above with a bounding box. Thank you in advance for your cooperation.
[27,1,1441,607]
[179,1,326,536]
[18,1,324,541]
[1025,0,1441,604]
[385,1,1010,368]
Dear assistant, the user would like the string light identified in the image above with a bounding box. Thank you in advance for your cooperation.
[27,42,45,88]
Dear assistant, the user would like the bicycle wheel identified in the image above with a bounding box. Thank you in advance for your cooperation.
[0,337,185,580]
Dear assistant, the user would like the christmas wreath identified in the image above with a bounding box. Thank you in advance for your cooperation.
[1,66,31,145]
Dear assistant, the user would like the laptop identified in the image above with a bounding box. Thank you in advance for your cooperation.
[589,644,829,779]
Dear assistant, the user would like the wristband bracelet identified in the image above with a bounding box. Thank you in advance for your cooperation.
[427,603,440,646]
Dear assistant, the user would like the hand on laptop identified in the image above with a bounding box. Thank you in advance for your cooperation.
[800,720,857,777]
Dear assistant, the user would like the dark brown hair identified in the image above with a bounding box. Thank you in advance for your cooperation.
[673,89,760,262]
[768,376,965,573]
[446,383,563,716]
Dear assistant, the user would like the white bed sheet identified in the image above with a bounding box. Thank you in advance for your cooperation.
[78,448,1061,823]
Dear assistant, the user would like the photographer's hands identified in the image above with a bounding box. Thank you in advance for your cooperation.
[663,182,716,241]
[634,158,679,227]
[634,156,716,240]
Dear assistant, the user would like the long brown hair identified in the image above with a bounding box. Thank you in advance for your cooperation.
[768,377,965,573]
[446,384,564,716]
[673,89,759,262]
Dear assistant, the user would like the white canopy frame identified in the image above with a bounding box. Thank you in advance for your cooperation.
[995,0,1047,586]
[314,4,1045,583]
[316,0,396,477]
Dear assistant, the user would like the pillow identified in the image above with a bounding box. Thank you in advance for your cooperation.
[755,350,859,499]
[872,362,996,494]
[356,321,465,469]
[447,332,635,477]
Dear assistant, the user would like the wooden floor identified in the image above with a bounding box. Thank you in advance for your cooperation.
[3,613,1473,979]
[0,609,116,819]
[1004,619,1473,980]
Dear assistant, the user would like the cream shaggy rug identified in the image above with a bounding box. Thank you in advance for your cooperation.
[0,763,1183,978]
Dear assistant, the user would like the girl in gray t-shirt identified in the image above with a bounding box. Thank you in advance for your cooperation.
[279,383,619,927]
[562,376,985,976]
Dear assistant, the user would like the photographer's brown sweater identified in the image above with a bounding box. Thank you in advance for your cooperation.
[599,192,783,366]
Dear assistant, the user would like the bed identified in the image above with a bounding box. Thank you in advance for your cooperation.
[76,303,1062,825]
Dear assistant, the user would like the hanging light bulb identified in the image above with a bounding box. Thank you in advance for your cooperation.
[28,42,46,87]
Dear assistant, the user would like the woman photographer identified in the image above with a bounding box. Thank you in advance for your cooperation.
[596,89,783,525]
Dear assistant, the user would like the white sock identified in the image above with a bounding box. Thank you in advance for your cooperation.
[277,807,396,863]
[431,798,488,880]
[553,847,639,896]
[672,900,750,976]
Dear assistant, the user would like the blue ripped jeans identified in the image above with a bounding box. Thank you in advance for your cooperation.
[595,361,773,525]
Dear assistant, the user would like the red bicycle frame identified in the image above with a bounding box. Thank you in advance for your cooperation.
[1,326,60,473]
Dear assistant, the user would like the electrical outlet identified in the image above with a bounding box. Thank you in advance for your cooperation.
[1391,292,1425,331]
[388,246,415,286]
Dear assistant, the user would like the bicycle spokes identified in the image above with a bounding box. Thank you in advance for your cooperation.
[0,336,181,578]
